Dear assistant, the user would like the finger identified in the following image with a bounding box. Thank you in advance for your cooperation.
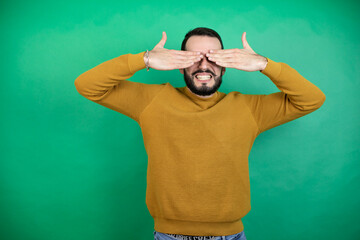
[154,31,167,49]
[172,54,203,61]
[213,61,237,68]
[207,51,247,59]
[171,50,202,56]
[172,58,202,67]
[208,52,247,61]
[210,56,238,63]
[242,32,254,52]
[175,58,203,68]
[208,49,238,54]
[207,52,233,58]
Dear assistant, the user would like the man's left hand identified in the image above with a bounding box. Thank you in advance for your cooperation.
[205,32,268,72]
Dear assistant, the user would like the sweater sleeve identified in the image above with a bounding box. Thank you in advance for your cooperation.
[74,51,165,123]
[242,58,326,134]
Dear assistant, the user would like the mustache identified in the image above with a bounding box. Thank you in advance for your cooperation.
[192,70,216,77]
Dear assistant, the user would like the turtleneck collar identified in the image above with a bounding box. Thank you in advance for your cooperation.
[177,86,223,110]
[183,86,219,102]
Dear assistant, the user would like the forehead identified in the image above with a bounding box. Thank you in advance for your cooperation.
[185,36,222,53]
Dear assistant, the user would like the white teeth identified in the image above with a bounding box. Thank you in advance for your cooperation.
[196,75,211,80]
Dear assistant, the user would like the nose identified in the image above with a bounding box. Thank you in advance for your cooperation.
[198,54,211,70]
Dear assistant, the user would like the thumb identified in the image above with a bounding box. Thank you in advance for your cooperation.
[154,31,167,49]
[242,32,254,52]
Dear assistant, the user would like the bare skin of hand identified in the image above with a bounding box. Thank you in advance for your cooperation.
[144,32,203,71]
[205,32,268,72]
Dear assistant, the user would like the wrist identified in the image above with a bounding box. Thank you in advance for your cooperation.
[259,56,268,71]
[144,50,150,71]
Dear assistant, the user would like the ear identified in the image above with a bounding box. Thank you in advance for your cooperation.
[179,69,184,74]
[221,67,226,76]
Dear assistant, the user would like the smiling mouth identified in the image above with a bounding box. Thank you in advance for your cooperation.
[195,74,213,82]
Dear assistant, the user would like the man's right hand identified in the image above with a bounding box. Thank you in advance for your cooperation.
[144,32,203,71]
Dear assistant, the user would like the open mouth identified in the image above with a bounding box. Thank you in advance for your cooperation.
[195,73,213,82]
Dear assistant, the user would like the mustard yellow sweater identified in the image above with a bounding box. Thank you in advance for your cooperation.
[74,51,326,236]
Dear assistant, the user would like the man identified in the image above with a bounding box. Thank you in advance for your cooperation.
[74,27,325,240]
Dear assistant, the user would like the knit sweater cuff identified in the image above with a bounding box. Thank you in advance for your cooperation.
[260,58,282,79]
[128,51,146,73]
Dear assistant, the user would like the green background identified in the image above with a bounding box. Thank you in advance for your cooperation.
[1,0,359,239]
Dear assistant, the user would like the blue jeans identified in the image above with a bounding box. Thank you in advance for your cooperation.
[153,230,247,240]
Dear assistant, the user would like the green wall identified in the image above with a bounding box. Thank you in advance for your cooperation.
[1,1,359,239]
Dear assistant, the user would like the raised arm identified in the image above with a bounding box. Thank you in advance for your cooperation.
[74,32,203,123]
[243,59,326,133]
[206,32,326,133]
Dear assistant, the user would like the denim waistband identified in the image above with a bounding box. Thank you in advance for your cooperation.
[154,230,244,240]
[166,233,218,240]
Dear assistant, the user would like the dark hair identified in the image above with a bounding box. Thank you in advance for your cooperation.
[181,27,224,51]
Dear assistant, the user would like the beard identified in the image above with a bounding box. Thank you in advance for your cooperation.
[183,68,223,96]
